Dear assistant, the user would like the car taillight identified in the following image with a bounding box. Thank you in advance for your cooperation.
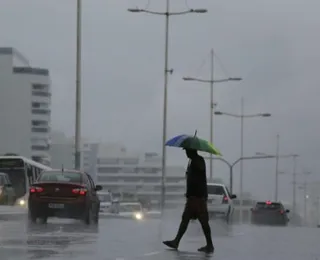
[280,210,284,214]
[30,186,44,193]
[222,196,229,204]
[72,188,87,195]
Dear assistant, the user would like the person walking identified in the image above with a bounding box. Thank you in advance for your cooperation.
[163,148,214,254]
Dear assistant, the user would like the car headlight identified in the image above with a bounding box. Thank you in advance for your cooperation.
[15,198,27,208]
[134,213,143,220]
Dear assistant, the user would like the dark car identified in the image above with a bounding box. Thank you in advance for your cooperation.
[250,201,290,226]
[28,169,102,225]
[0,172,16,205]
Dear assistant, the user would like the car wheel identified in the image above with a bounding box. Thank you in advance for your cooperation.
[28,210,37,223]
[94,207,99,224]
[39,216,48,224]
[83,207,93,225]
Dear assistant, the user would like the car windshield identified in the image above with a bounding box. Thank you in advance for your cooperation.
[119,204,141,212]
[39,171,82,183]
[207,185,226,196]
[256,202,282,210]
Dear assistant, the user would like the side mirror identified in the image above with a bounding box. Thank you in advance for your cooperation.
[230,194,237,199]
[95,185,102,191]
[286,209,290,213]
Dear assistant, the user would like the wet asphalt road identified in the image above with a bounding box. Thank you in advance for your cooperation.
[0,212,319,260]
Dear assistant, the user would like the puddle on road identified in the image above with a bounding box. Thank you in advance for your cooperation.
[0,220,99,259]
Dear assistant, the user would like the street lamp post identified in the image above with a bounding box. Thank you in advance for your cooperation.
[297,172,312,226]
[292,155,298,219]
[303,171,311,225]
[203,155,275,194]
[275,134,280,201]
[256,152,299,214]
[215,100,271,223]
[74,0,82,170]
[128,2,207,212]
[183,50,241,181]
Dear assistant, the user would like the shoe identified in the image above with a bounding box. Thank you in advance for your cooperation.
[198,245,214,254]
[163,240,178,250]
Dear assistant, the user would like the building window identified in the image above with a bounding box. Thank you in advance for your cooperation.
[32,120,48,127]
[32,156,43,163]
[31,137,48,143]
[97,176,108,182]
[32,91,51,97]
[142,178,160,183]
[165,186,184,192]
[32,102,49,109]
[32,109,50,115]
[97,167,121,173]
[97,176,123,182]
[166,176,184,182]
[121,167,137,173]
[97,158,119,164]
[32,83,48,90]
[32,127,48,133]
[121,158,139,165]
[31,145,49,151]
[138,167,160,174]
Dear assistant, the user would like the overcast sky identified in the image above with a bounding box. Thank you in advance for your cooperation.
[1,0,320,203]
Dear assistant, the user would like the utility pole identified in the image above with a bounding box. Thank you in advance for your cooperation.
[316,196,320,227]
[274,134,280,201]
[292,155,298,217]
[209,49,214,181]
[239,97,244,223]
[74,0,82,169]
[303,171,311,226]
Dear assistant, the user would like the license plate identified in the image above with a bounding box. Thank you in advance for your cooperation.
[48,203,64,209]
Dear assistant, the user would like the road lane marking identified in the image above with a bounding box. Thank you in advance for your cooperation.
[143,251,160,256]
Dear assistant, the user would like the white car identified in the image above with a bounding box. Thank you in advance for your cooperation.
[207,183,237,222]
[100,202,145,220]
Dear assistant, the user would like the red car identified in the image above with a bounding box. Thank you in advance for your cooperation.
[28,169,102,225]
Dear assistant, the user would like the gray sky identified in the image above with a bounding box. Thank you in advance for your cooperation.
[1,0,320,202]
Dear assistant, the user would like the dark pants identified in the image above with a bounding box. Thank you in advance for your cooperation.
[174,197,213,246]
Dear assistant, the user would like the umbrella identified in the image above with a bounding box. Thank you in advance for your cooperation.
[165,134,222,155]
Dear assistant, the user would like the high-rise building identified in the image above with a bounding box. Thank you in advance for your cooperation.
[49,131,99,181]
[96,143,186,207]
[0,47,51,165]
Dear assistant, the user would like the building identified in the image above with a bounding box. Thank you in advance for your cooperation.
[49,131,99,181]
[0,47,51,165]
[96,143,186,206]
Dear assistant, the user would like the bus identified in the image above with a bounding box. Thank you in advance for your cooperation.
[0,156,51,206]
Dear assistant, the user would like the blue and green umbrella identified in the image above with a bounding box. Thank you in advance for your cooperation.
[165,134,222,156]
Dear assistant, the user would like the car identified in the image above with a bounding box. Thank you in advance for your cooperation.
[28,169,102,225]
[250,200,290,226]
[0,172,16,205]
[109,202,145,220]
[207,183,237,222]
[98,192,113,213]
